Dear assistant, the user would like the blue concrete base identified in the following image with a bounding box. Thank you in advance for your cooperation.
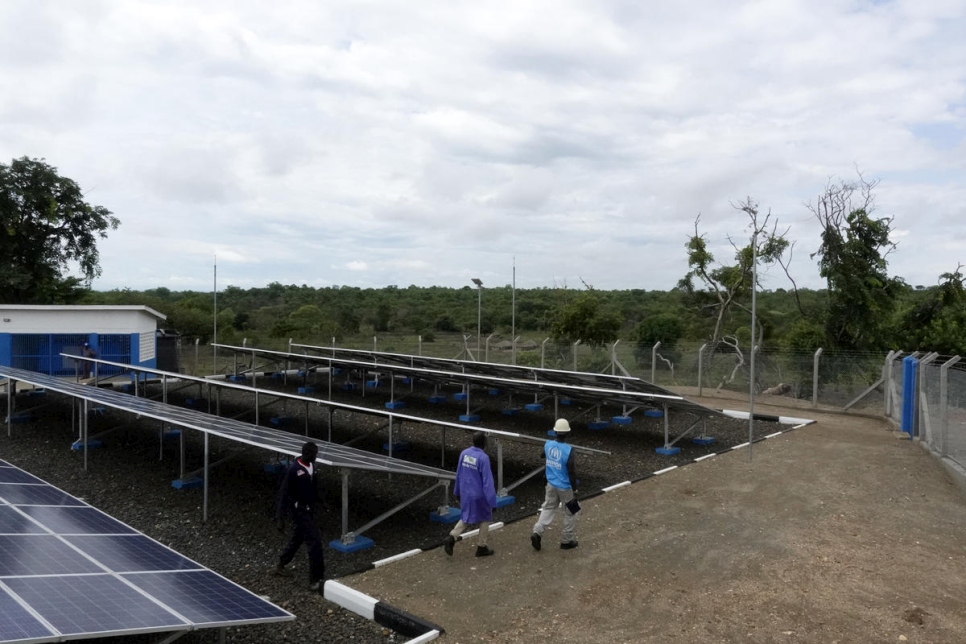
[297,386,315,394]
[502,408,520,416]
[496,495,515,508]
[459,414,481,423]
[88,407,106,417]
[228,374,248,382]
[429,506,462,524]
[71,439,101,451]
[340,383,357,391]
[644,409,664,418]
[655,446,681,456]
[452,393,468,402]
[329,536,375,553]
[428,395,447,404]
[693,437,716,445]
[271,372,285,380]
[185,398,207,409]
[560,398,573,406]
[8,413,33,424]
[385,401,405,410]
[588,421,610,430]
[331,368,342,375]
[488,388,500,396]
[163,429,181,440]
[525,403,544,411]
[365,380,380,388]
[270,416,295,428]
[611,415,633,425]
[400,377,412,385]
[172,477,204,490]
[25,389,46,398]
[382,442,410,453]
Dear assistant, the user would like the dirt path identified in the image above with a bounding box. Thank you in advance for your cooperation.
[347,398,966,643]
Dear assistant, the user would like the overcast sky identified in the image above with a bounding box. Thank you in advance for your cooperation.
[2,0,964,294]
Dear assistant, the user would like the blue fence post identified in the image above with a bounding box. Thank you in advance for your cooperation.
[901,355,918,437]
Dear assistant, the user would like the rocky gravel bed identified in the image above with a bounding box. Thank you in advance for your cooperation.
[0,375,786,643]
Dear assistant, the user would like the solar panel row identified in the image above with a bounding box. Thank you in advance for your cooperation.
[0,459,293,643]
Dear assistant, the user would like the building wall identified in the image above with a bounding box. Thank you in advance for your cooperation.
[0,306,166,374]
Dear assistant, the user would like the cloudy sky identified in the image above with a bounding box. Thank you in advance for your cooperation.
[2,0,964,293]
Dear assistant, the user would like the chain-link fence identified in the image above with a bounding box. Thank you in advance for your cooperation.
[904,354,966,472]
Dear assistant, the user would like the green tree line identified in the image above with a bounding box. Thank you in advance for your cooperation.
[4,156,965,357]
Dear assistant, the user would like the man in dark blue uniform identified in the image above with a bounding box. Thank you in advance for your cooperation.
[274,441,326,591]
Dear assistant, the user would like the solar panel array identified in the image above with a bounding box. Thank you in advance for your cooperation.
[0,459,293,643]
[0,365,454,480]
[228,343,722,418]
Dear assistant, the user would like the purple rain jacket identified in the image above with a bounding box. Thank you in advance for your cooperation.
[453,445,497,524]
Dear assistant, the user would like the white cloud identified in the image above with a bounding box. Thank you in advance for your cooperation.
[0,0,963,293]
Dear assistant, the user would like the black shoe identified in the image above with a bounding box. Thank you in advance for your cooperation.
[444,535,455,556]
[530,533,541,551]
[272,563,293,578]
[560,540,579,550]
[475,545,495,557]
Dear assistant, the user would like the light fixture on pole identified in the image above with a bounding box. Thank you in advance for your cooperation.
[471,278,483,360]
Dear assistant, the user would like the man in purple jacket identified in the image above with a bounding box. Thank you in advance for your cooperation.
[445,432,498,557]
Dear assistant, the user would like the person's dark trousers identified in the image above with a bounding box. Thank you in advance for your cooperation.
[279,509,326,583]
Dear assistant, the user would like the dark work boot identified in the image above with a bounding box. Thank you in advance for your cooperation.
[560,540,579,550]
[530,533,542,551]
[272,562,293,577]
[475,545,495,557]
[444,535,455,556]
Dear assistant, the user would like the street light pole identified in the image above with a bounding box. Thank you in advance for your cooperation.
[471,278,483,360]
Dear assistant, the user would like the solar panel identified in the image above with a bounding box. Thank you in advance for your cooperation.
[0,366,454,481]
[0,483,84,507]
[0,588,54,643]
[19,506,135,536]
[3,574,188,637]
[0,506,46,535]
[0,460,294,642]
[0,535,103,576]
[122,569,293,626]
[244,342,723,419]
[65,535,201,572]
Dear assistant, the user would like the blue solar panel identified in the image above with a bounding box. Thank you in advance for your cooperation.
[0,459,294,641]
[123,570,293,626]
[0,483,85,507]
[0,535,103,576]
[0,506,46,535]
[65,535,201,573]
[3,574,189,637]
[19,506,135,535]
[0,587,55,643]
[0,467,43,485]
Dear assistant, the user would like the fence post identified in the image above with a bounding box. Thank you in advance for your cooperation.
[697,343,706,396]
[418,335,422,356]
[373,336,377,352]
[940,356,961,457]
[611,340,620,376]
[918,353,940,445]
[651,342,661,384]
[541,338,549,369]
[572,340,581,372]
[812,348,823,408]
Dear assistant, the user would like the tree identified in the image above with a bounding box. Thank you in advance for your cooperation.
[547,289,621,347]
[0,157,119,303]
[808,175,902,351]
[678,200,789,354]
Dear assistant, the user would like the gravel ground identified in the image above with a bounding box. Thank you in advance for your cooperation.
[0,374,786,643]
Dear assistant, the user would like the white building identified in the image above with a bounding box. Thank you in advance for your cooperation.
[0,305,167,376]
